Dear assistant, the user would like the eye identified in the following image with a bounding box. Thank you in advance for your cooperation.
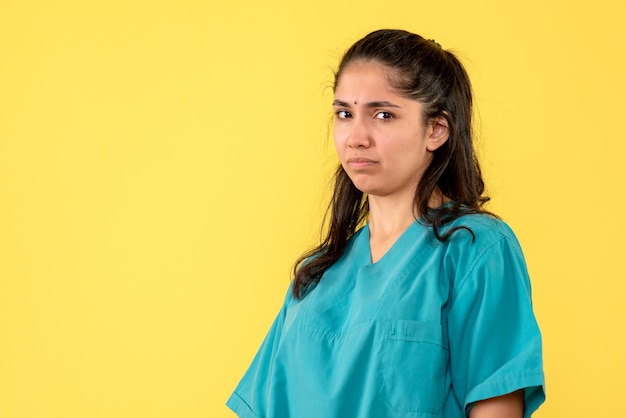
[375,111,394,120]
[335,110,352,119]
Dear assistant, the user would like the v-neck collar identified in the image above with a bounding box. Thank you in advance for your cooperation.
[361,221,423,268]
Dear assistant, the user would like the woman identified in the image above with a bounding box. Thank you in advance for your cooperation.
[227,29,545,418]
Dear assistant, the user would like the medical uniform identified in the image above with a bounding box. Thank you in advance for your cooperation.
[227,214,545,417]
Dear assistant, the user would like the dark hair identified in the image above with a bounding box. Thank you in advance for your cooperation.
[292,29,492,299]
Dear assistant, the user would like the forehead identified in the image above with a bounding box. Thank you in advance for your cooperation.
[334,61,408,103]
[335,61,394,91]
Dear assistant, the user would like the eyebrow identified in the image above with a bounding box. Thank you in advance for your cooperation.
[332,99,401,108]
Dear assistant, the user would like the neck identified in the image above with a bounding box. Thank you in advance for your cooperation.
[367,189,447,239]
[367,194,416,240]
[366,189,447,264]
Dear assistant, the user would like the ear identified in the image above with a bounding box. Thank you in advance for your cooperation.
[426,114,450,152]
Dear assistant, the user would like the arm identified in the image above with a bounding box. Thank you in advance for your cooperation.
[469,390,524,418]
[446,227,545,417]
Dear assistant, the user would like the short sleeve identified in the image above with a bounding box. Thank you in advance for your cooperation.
[226,292,289,418]
[447,234,545,417]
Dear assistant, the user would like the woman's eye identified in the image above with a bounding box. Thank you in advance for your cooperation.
[375,111,394,120]
[335,110,352,119]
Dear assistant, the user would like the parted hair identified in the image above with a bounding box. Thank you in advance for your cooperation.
[292,29,492,299]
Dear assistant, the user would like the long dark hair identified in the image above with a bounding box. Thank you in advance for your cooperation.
[292,29,492,299]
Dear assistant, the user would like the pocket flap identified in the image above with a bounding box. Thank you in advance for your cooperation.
[385,319,445,347]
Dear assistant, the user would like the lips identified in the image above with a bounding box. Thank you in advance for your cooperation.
[347,157,377,169]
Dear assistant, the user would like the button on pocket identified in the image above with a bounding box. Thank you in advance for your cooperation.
[380,320,448,414]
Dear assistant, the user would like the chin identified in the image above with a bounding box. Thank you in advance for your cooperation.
[353,184,384,196]
[347,175,377,194]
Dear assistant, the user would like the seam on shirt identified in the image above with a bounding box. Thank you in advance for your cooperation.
[475,370,544,386]
[449,234,511,306]
[301,319,375,341]
[465,370,545,406]
[368,242,433,320]
[228,392,264,418]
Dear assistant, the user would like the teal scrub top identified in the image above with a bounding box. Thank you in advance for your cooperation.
[227,214,545,417]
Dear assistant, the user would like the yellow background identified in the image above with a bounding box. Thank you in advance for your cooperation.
[1,0,624,417]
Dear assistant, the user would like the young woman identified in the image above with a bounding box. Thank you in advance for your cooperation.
[227,29,545,418]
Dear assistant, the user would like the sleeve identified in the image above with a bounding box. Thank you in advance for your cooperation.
[226,292,289,418]
[447,234,545,418]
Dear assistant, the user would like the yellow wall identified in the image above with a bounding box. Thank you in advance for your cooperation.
[1,1,624,417]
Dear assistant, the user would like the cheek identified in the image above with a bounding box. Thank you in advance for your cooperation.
[385,142,429,170]
[385,139,416,159]
[333,126,346,153]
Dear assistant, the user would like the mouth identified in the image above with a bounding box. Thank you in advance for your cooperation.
[347,157,377,169]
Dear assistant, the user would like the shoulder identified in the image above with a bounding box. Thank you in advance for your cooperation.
[442,213,522,253]
[437,213,530,297]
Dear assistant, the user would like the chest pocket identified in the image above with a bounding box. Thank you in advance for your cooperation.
[379,319,448,415]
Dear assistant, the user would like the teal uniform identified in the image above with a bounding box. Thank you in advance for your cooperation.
[227,214,545,417]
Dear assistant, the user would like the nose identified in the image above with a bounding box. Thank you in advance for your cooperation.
[346,118,372,149]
